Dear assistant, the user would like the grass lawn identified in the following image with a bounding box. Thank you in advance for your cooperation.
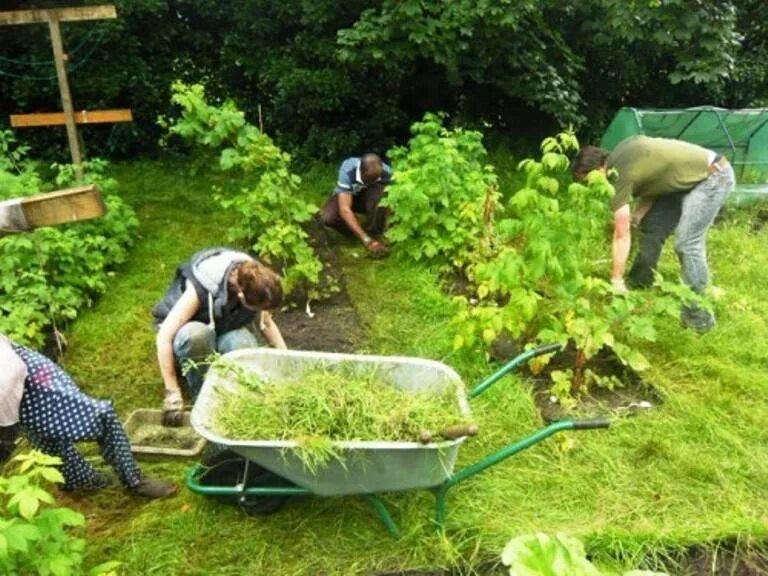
[52,159,768,575]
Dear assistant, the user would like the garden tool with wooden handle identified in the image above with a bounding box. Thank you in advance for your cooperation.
[418,423,479,444]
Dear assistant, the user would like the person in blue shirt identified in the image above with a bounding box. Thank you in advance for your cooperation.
[320,153,392,255]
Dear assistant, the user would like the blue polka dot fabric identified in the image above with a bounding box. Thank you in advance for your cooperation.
[12,344,141,490]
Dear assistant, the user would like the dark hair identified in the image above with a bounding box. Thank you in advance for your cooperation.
[571,146,610,181]
[234,261,283,310]
[360,153,383,183]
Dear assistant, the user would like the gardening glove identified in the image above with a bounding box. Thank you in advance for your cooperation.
[162,388,185,427]
[611,277,628,295]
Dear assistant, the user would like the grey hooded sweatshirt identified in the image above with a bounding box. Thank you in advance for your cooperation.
[152,247,258,335]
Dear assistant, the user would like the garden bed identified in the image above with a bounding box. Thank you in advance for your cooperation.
[276,218,365,353]
[490,334,662,421]
[53,160,768,576]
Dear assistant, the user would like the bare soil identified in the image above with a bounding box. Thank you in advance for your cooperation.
[276,218,364,353]
[490,333,662,422]
[373,545,768,575]
[674,545,768,576]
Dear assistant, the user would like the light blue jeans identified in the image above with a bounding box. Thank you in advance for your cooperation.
[173,322,259,399]
[674,164,735,328]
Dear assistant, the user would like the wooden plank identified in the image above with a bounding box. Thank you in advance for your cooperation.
[48,18,83,179]
[21,185,107,229]
[11,109,134,127]
[0,6,116,26]
[0,185,106,233]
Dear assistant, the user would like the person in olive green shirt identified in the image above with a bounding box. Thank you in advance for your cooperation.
[572,136,735,332]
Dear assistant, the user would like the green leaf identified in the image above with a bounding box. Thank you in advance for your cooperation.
[625,350,650,372]
[3,523,41,552]
[90,561,123,576]
[50,554,75,576]
[501,532,602,576]
[18,493,40,520]
[41,467,65,484]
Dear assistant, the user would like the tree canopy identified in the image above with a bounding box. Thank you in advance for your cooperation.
[0,0,761,160]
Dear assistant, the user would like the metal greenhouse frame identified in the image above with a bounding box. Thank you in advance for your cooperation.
[600,106,768,202]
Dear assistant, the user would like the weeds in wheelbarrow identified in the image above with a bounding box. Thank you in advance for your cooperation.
[210,358,470,473]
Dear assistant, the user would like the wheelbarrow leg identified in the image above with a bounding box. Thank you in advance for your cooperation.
[363,494,401,538]
[432,486,449,530]
[431,419,610,530]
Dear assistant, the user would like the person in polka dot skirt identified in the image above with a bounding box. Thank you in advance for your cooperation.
[0,334,177,498]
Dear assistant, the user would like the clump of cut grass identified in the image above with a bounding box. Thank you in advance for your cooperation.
[210,359,469,472]
[130,424,201,450]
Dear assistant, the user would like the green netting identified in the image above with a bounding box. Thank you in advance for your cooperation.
[600,107,768,204]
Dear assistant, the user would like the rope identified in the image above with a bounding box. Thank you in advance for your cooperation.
[0,28,102,67]
[0,28,108,82]
[104,124,119,155]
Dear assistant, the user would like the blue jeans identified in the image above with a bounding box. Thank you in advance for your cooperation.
[675,165,734,292]
[173,322,259,399]
[627,165,734,330]
[675,164,735,329]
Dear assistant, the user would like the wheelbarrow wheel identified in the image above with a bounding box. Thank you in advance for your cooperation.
[198,444,294,516]
[237,493,291,517]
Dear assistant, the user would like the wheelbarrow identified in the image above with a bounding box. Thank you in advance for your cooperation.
[186,344,609,536]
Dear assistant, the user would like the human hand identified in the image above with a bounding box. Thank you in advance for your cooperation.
[611,277,628,295]
[366,239,389,257]
[162,388,185,427]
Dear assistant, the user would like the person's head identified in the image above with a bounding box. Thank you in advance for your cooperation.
[360,153,383,185]
[571,146,610,181]
[230,261,283,312]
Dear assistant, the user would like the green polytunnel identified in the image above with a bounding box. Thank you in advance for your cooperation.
[600,107,768,204]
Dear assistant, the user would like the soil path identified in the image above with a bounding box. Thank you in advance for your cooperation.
[275,220,364,353]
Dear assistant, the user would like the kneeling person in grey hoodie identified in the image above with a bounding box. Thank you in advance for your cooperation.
[153,247,286,426]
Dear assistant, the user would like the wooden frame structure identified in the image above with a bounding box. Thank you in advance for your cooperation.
[0,5,129,180]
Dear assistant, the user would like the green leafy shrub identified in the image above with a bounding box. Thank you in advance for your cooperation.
[501,532,666,576]
[0,131,138,347]
[384,112,499,270]
[451,133,692,400]
[163,81,327,299]
[0,451,120,576]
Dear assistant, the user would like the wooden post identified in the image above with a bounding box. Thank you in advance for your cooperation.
[0,6,121,183]
[47,15,83,178]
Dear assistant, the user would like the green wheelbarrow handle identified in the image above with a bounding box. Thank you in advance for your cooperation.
[468,342,563,399]
[433,344,610,530]
[433,417,610,529]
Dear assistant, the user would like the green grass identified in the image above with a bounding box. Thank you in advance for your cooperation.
[52,160,768,575]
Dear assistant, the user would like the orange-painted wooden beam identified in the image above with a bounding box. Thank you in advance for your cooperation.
[10,109,133,128]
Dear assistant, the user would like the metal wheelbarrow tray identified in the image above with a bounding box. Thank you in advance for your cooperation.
[187,345,610,536]
[191,348,470,496]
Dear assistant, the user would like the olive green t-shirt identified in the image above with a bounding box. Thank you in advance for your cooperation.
[608,136,712,211]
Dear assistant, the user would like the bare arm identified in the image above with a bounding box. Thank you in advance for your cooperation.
[633,197,655,226]
[337,192,369,244]
[260,311,287,349]
[338,192,387,254]
[156,284,200,396]
[612,204,632,280]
